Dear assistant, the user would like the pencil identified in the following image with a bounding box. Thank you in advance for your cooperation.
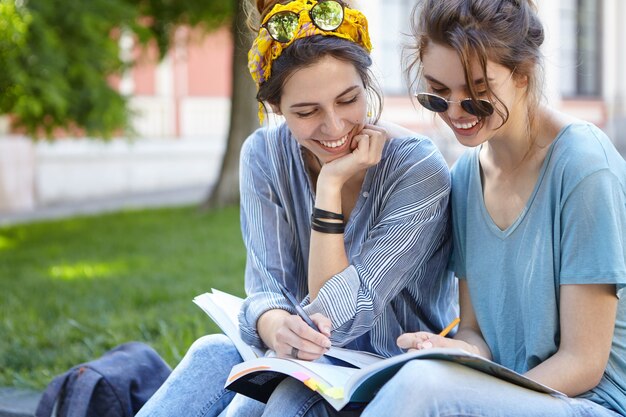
[439,317,460,337]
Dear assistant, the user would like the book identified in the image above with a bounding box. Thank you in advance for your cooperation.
[193,290,384,366]
[193,289,265,361]
[194,290,561,411]
[225,348,562,411]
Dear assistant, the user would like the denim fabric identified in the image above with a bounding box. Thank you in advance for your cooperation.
[262,377,361,417]
[135,335,264,417]
[258,356,362,417]
[360,360,622,417]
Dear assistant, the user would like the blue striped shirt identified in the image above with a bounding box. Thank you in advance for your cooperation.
[238,123,458,357]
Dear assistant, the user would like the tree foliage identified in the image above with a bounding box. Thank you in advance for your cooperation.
[0,0,235,138]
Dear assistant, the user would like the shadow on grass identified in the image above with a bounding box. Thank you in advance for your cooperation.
[0,205,246,389]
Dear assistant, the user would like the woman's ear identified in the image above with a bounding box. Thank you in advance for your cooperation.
[515,74,529,88]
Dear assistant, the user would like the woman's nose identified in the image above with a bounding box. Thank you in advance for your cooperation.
[445,99,469,118]
[321,111,344,137]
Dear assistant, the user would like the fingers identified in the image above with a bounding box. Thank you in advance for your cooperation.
[311,313,332,338]
[275,315,331,361]
[397,331,470,352]
[351,125,387,165]
[397,332,433,350]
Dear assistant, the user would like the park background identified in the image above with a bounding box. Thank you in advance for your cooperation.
[1,0,625,412]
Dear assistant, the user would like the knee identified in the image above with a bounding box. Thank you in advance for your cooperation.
[383,360,458,399]
[186,334,242,366]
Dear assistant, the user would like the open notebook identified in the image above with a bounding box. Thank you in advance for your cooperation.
[194,289,561,411]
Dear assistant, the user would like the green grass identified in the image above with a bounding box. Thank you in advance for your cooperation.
[0,205,246,390]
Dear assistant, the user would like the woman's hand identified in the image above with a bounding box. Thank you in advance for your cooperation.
[397,331,481,355]
[318,124,388,188]
[258,310,332,361]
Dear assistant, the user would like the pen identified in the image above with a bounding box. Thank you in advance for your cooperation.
[276,281,321,332]
[439,317,460,337]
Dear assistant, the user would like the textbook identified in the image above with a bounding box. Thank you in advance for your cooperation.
[193,290,383,366]
[225,347,562,411]
[193,289,265,361]
[194,290,561,411]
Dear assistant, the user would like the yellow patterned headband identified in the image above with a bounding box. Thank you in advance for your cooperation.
[248,0,372,123]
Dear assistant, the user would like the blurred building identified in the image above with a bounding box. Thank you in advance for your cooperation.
[1,0,625,215]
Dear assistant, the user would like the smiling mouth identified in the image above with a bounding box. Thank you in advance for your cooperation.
[319,134,349,149]
[451,119,480,130]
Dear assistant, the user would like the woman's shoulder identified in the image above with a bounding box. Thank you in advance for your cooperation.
[241,124,294,159]
[550,122,625,180]
[450,147,478,185]
[384,134,449,172]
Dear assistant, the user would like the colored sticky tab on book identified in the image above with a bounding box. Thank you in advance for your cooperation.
[319,386,344,399]
[294,373,343,399]
[291,372,311,382]
[303,378,319,391]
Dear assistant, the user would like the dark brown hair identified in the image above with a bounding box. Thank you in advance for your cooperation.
[246,0,383,122]
[406,0,545,129]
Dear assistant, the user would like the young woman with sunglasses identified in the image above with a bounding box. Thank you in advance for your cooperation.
[136,1,458,416]
[357,1,626,416]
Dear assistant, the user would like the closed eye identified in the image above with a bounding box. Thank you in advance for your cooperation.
[338,94,359,105]
[295,109,317,118]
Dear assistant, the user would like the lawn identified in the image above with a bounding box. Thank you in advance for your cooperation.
[0,205,246,390]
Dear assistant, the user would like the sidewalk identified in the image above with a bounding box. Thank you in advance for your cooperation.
[0,389,40,417]
[0,185,210,226]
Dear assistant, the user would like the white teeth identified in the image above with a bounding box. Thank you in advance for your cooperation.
[452,119,479,130]
[320,135,348,148]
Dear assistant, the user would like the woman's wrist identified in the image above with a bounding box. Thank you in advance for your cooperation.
[311,207,345,234]
[257,309,290,350]
[316,169,347,194]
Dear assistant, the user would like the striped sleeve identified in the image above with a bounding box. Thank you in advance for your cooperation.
[305,142,453,346]
[237,129,300,348]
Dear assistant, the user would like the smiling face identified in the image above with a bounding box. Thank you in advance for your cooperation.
[273,55,368,164]
[420,42,522,148]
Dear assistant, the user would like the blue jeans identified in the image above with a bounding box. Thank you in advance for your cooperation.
[135,334,265,417]
[360,360,622,417]
[262,377,361,417]
[261,356,362,417]
[262,359,622,417]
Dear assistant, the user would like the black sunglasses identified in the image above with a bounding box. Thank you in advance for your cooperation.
[415,92,495,118]
[262,0,345,43]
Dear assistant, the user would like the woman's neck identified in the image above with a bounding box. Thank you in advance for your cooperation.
[483,104,555,169]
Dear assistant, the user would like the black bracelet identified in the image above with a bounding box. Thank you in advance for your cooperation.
[311,218,345,234]
[312,207,344,221]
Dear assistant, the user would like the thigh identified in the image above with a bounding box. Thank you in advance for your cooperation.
[261,377,361,417]
[222,393,265,417]
[361,360,619,417]
[137,334,243,417]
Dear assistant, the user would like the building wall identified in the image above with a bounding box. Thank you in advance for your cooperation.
[1,3,625,215]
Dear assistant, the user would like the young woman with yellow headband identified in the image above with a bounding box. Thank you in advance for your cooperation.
[136,1,457,416]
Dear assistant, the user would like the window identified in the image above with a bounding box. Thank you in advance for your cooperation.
[560,0,603,97]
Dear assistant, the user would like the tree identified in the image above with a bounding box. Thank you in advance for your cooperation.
[0,0,235,138]
[1,0,254,208]
[203,0,258,209]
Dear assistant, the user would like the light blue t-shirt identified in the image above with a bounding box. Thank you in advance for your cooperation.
[450,123,626,413]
